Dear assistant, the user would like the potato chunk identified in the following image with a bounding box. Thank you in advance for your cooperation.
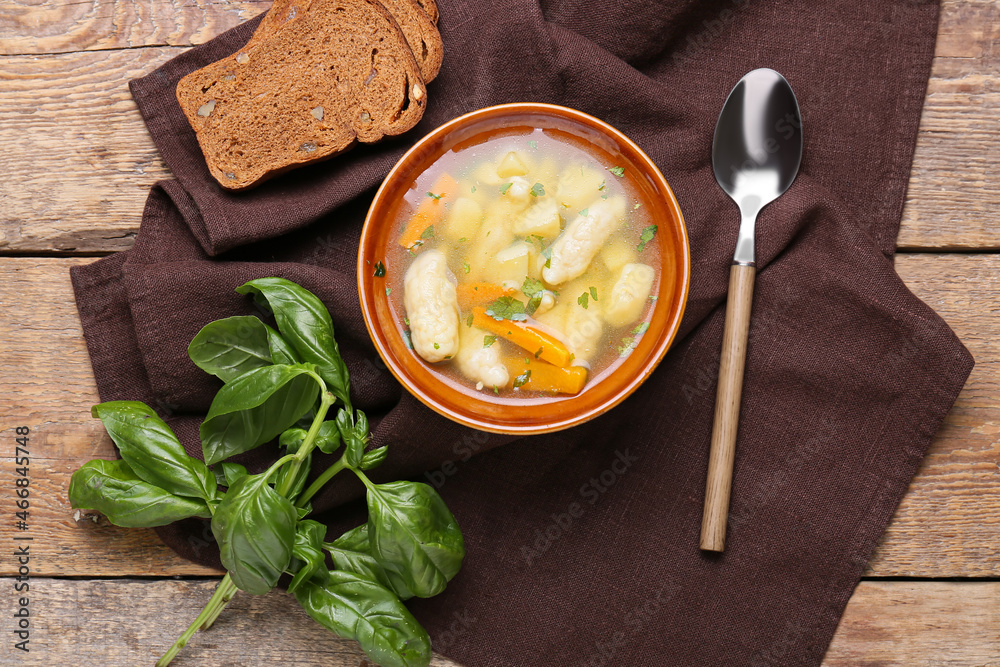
[542,196,626,285]
[563,300,603,364]
[496,151,530,178]
[604,263,655,328]
[456,325,509,390]
[442,197,483,242]
[514,199,561,239]
[403,249,460,363]
[555,165,606,212]
[492,241,532,288]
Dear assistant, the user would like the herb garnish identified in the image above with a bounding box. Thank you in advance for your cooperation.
[529,140,538,149]
[589,286,599,302]
[632,322,649,335]
[608,166,625,177]
[385,287,391,296]
[618,336,636,357]
[463,262,471,274]
[530,183,545,197]
[521,277,545,315]
[579,207,589,217]
[513,370,531,389]
[373,261,386,277]
[578,292,589,309]
[542,247,552,269]
[483,335,497,348]
[499,182,512,195]
[637,225,657,252]
[485,296,528,322]
[466,313,474,327]
[420,225,435,240]
[426,191,443,200]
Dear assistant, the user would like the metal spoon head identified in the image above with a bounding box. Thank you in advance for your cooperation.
[712,68,803,219]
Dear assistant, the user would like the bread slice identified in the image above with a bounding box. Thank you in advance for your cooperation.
[415,0,438,25]
[252,0,443,82]
[176,0,427,191]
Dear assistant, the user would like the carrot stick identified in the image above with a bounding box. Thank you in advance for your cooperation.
[512,361,588,395]
[456,282,516,309]
[398,173,459,250]
[472,307,572,368]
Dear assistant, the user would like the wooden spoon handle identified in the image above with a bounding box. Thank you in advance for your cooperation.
[701,263,756,552]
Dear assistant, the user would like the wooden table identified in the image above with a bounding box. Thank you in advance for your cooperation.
[1,1,997,664]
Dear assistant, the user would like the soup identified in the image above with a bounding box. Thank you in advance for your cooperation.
[386,129,661,399]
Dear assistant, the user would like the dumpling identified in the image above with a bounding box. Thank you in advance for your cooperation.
[403,249,460,362]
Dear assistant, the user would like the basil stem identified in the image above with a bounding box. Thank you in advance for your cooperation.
[155,574,237,667]
[296,456,348,508]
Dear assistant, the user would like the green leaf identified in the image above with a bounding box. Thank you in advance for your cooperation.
[274,431,311,503]
[485,296,527,322]
[288,519,329,594]
[483,334,497,348]
[637,225,658,252]
[499,182,512,195]
[200,364,320,465]
[463,261,471,274]
[528,140,537,149]
[326,524,403,596]
[69,459,211,528]
[530,182,545,197]
[211,472,297,595]
[373,261,387,278]
[266,324,301,366]
[364,481,465,598]
[188,316,273,383]
[293,570,431,667]
[359,446,388,471]
[425,191,442,200]
[337,409,368,468]
[578,292,589,309]
[632,322,650,335]
[420,225,435,239]
[589,286,599,302]
[220,462,248,487]
[92,401,216,503]
[236,278,351,406]
[513,370,531,389]
[608,166,625,177]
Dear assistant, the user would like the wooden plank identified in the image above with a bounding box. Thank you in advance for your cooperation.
[0,0,267,55]
[825,581,1000,666]
[0,0,996,253]
[0,255,997,577]
[897,0,1000,250]
[5,578,997,665]
[10,577,461,666]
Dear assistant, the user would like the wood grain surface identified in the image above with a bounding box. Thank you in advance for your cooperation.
[0,0,996,253]
[5,578,996,666]
[1,254,996,577]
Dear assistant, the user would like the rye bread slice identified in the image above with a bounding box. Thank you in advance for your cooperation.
[176,0,427,191]
[252,0,443,81]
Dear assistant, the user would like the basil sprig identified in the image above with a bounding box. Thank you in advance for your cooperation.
[68,278,465,667]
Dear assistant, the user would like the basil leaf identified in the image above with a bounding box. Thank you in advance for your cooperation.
[188,316,272,383]
[200,364,320,465]
[266,323,301,366]
[211,472,297,595]
[236,278,351,407]
[92,401,216,503]
[69,459,211,528]
[336,409,367,468]
[288,520,329,594]
[359,446,388,471]
[315,420,342,454]
[364,481,465,598]
[273,432,311,503]
[326,524,409,598]
[220,462,248,487]
[293,570,431,667]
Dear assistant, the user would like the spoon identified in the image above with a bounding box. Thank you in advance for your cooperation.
[700,68,803,552]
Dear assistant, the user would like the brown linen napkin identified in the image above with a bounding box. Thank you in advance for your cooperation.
[71,1,974,664]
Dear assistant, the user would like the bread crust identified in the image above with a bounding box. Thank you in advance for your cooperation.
[176,0,427,191]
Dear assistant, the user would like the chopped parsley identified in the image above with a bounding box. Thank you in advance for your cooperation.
[385,287,391,296]
[373,261,386,277]
[404,317,410,326]
[463,261,471,274]
[499,182,512,195]
[598,179,606,191]
[649,295,658,301]
[637,225,657,252]
[493,385,500,395]
[601,194,609,200]
[513,370,532,389]
[534,347,543,359]
[420,225,435,240]
[458,237,469,243]
[579,207,589,217]
[485,296,528,322]
[530,182,545,197]
[483,334,497,348]
[632,322,650,335]
[426,191,443,200]
[521,277,545,315]
[542,246,553,268]
[529,140,538,149]
[471,185,477,193]
[618,336,636,357]
[578,292,589,309]
[466,313,474,327]
[402,330,413,349]
[433,342,440,350]
[608,166,625,177]
[589,286,599,302]
[633,203,642,210]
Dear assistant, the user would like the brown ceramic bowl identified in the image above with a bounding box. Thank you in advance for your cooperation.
[358,103,690,434]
